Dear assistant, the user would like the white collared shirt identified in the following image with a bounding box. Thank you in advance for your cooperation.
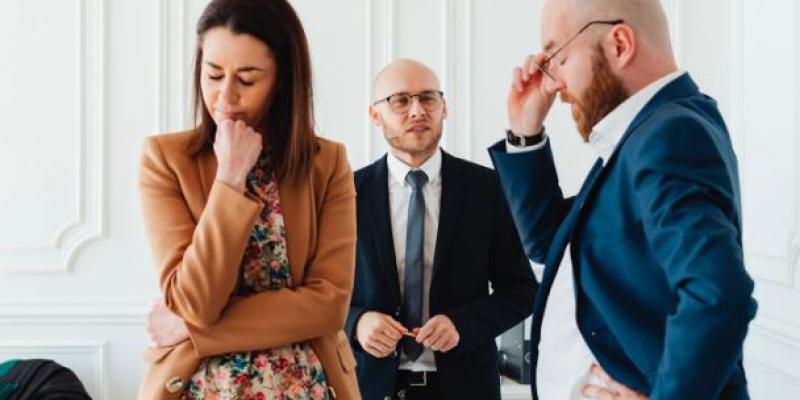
[588,70,685,164]
[386,149,442,371]
[506,70,684,399]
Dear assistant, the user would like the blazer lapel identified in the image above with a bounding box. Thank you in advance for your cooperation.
[280,172,312,287]
[432,152,466,281]
[197,151,218,203]
[529,159,604,339]
[365,157,402,303]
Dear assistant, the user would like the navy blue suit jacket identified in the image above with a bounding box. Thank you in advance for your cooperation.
[346,151,537,400]
[489,74,757,399]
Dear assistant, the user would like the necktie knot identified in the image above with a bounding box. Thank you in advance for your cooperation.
[406,170,428,190]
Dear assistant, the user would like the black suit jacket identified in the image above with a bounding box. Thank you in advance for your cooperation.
[345,150,537,400]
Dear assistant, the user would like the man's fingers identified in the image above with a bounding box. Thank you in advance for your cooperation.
[370,331,395,349]
[524,54,539,77]
[592,363,636,396]
[428,331,451,351]
[415,320,438,343]
[512,67,524,92]
[382,328,402,341]
[591,364,612,381]
[363,343,383,358]
[382,319,406,339]
[423,325,445,348]
[442,337,458,352]
[582,384,618,400]
[378,329,401,346]
[365,341,386,355]
[386,317,408,334]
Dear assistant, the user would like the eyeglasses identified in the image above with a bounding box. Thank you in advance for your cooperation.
[373,90,445,114]
[536,19,625,81]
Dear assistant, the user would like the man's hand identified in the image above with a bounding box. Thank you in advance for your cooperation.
[356,311,407,358]
[583,363,648,400]
[415,315,459,353]
[147,298,190,348]
[507,53,558,135]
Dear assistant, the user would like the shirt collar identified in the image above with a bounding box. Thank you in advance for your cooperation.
[589,70,685,163]
[387,148,442,185]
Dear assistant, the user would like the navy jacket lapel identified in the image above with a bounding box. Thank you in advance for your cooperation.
[364,156,402,304]
[432,151,466,282]
[526,158,604,399]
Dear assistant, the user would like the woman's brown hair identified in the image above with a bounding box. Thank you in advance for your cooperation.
[188,0,318,182]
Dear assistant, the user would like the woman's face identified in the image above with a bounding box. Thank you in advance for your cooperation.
[200,27,277,128]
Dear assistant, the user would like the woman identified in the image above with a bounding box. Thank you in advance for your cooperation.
[137,0,359,398]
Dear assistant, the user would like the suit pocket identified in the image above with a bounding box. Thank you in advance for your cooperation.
[336,337,357,373]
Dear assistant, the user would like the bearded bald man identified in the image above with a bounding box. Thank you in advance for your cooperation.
[489,0,757,399]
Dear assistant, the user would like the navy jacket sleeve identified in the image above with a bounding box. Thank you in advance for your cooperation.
[629,113,757,399]
[345,305,367,351]
[488,139,573,263]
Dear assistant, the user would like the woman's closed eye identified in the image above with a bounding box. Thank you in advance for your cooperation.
[207,74,255,86]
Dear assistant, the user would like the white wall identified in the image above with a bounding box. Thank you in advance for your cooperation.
[0,1,797,399]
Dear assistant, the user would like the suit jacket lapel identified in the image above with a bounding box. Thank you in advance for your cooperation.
[530,159,605,339]
[197,151,217,204]
[432,152,466,282]
[280,172,312,287]
[365,157,402,304]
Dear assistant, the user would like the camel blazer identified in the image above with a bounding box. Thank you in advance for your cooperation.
[137,130,360,399]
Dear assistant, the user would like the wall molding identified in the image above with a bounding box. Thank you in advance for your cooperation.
[0,300,147,325]
[440,0,473,160]
[0,341,108,400]
[793,0,800,289]
[0,0,107,273]
[731,0,799,288]
[751,314,800,351]
[747,357,800,388]
[364,0,396,162]
[156,0,190,133]
[665,0,683,66]
[745,314,800,385]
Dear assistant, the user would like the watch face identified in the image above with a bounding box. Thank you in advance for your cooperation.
[507,128,544,147]
[506,130,521,145]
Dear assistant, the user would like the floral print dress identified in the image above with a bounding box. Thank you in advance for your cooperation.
[180,156,330,400]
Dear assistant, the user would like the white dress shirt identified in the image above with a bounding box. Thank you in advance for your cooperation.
[387,149,442,372]
[506,70,685,399]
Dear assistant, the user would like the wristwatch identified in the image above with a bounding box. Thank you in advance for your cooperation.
[506,126,546,147]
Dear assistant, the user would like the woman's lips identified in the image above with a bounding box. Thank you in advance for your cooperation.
[217,111,247,121]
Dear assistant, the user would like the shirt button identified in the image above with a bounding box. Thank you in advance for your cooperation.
[590,331,597,336]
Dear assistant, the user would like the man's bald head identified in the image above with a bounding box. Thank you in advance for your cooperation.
[372,59,441,101]
[542,0,673,57]
[369,59,447,167]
